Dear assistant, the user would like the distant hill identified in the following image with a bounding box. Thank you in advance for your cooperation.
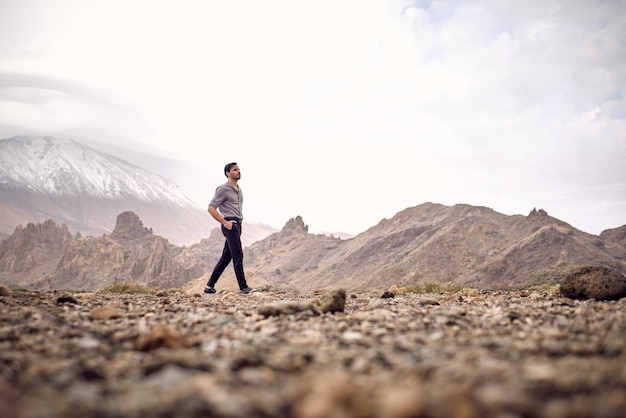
[0,136,276,245]
[238,203,626,291]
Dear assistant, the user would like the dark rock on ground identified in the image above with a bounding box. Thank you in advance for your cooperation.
[56,294,79,305]
[319,289,346,313]
[561,266,626,300]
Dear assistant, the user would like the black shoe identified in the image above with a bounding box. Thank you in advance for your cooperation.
[204,286,216,294]
[240,287,253,295]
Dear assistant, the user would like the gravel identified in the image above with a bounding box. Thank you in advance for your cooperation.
[1,288,625,418]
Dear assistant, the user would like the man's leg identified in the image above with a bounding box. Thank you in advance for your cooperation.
[224,223,248,290]
[207,239,232,288]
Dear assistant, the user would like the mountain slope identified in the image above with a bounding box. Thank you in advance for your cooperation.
[244,203,626,290]
[0,136,199,204]
[598,225,626,259]
[0,136,274,245]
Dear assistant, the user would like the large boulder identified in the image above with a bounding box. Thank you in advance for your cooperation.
[560,266,626,300]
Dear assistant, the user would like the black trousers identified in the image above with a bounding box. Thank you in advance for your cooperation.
[207,219,248,290]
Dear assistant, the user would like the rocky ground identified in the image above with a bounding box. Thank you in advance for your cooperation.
[1,287,625,418]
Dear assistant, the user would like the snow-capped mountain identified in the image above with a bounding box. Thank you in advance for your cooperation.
[0,136,201,208]
[0,136,275,245]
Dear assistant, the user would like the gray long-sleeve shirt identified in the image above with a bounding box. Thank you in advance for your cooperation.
[209,182,243,220]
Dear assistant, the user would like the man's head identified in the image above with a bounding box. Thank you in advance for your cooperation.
[224,162,238,176]
[224,162,240,181]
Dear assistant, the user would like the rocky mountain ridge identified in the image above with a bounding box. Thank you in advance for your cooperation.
[2,203,624,292]
[238,203,626,291]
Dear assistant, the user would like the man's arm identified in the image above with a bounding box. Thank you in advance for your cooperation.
[208,205,235,230]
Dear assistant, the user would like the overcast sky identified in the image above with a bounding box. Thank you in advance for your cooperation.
[0,0,624,235]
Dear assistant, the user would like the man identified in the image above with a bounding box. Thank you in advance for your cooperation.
[204,162,253,295]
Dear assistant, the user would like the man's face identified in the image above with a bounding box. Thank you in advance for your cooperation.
[227,165,241,180]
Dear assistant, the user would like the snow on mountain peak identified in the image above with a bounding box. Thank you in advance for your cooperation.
[0,136,203,208]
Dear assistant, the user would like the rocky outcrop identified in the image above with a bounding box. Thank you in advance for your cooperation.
[110,211,153,241]
[0,213,206,291]
[0,220,74,287]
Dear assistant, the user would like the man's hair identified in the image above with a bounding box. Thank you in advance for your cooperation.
[224,162,238,176]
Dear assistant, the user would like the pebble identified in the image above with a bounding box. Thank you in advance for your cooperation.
[89,305,123,320]
[0,285,10,296]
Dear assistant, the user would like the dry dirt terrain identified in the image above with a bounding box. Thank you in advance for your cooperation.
[1,287,625,418]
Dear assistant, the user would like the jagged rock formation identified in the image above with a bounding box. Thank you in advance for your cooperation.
[0,212,216,291]
[110,211,153,241]
[0,220,75,288]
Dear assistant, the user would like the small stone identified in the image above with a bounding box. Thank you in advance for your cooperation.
[76,336,101,349]
[292,370,372,418]
[319,289,346,313]
[377,384,425,418]
[135,325,197,351]
[0,284,11,296]
[341,331,363,342]
[258,301,319,317]
[366,299,385,310]
[90,305,123,320]
[419,298,440,306]
[507,310,522,321]
[381,291,395,299]
[56,295,79,305]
